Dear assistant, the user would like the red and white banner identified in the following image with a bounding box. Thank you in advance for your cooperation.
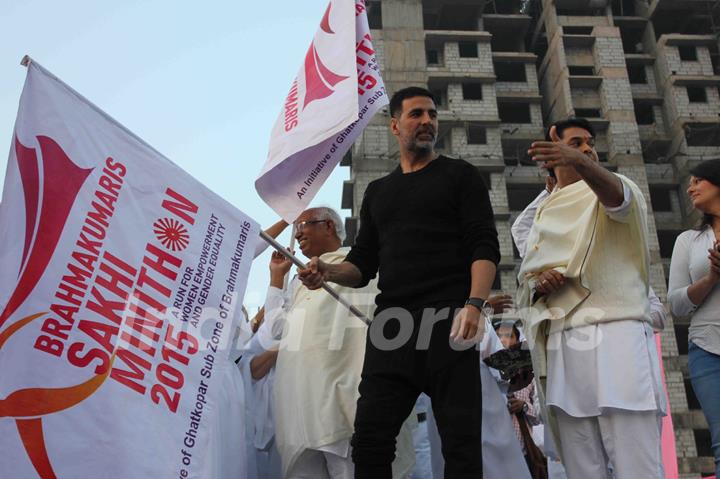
[256,0,388,222]
[0,60,259,478]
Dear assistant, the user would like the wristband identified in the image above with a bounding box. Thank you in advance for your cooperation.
[465,297,493,320]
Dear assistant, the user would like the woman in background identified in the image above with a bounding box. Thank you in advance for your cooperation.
[668,159,720,479]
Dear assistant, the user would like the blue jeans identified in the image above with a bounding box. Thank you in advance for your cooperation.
[689,341,720,478]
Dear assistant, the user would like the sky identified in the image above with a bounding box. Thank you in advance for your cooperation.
[0,0,352,313]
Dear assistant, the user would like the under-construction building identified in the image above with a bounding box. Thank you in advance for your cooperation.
[341,0,720,476]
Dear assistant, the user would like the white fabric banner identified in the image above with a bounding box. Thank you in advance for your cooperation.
[0,60,259,479]
[256,0,388,222]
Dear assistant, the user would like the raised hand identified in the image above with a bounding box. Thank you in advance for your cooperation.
[270,250,293,275]
[708,240,720,283]
[528,125,595,172]
[269,250,293,288]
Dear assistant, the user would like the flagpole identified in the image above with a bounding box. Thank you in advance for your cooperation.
[259,230,371,326]
[283,224,296,291]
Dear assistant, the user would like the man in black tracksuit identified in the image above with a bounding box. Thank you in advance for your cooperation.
[298,87,499,478]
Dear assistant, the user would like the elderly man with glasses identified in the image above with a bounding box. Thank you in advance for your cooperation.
[258,206,414,479]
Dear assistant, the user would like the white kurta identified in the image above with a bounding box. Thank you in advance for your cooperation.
[545,319,665,417]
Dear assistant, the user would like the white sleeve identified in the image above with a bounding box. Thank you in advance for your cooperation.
[511,189,550,259]
[602,181,632,221]
[647,286,667,332]
[668,232,698,317]
[262,279,296,341]
[252,319,281,354]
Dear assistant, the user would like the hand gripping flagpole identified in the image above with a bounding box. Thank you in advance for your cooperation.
[260,230,371,326]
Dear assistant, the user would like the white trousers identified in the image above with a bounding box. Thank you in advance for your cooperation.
[286,449,354,479]
[555,408,663,479]
[410,420,432,479]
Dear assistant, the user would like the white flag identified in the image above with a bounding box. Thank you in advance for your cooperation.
[256,0,388,222]
[0,59,259,479]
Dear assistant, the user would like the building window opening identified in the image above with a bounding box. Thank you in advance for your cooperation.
[467,124,487,144]
[499,103,532,123]
[679,45,698,62]
[574,108,602,118]
[422,3,481,31]
[556,8,603,16]
[657,230,682,258]
[687,86,707,103]
[494,62,527,82]
[627,63,648,84]
[491,33,521,52]
[462,83,484,100]
[563,26,594,35]
[508,184,546,211]
[685,124,720,146]
[568,65,595,76]
[458,42,479,58]
[484,0,524,14]
[619,25,646,53]
[426,49,440,65]
[611,0,637,16]
[694,430,714,457]
[634,102,655,125]
[430,87,447,108]
[367,1,382,29]
[649,187,673,212]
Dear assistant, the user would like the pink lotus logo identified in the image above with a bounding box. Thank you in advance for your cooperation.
[283,2,350,133]
[302,3,349,109]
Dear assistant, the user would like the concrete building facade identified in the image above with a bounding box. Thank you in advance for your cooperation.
[342,0,720,476]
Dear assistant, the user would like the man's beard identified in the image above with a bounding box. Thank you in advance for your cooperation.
[407,130,436,153]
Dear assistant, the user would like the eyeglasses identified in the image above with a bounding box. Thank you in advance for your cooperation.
[294,219,326,233]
